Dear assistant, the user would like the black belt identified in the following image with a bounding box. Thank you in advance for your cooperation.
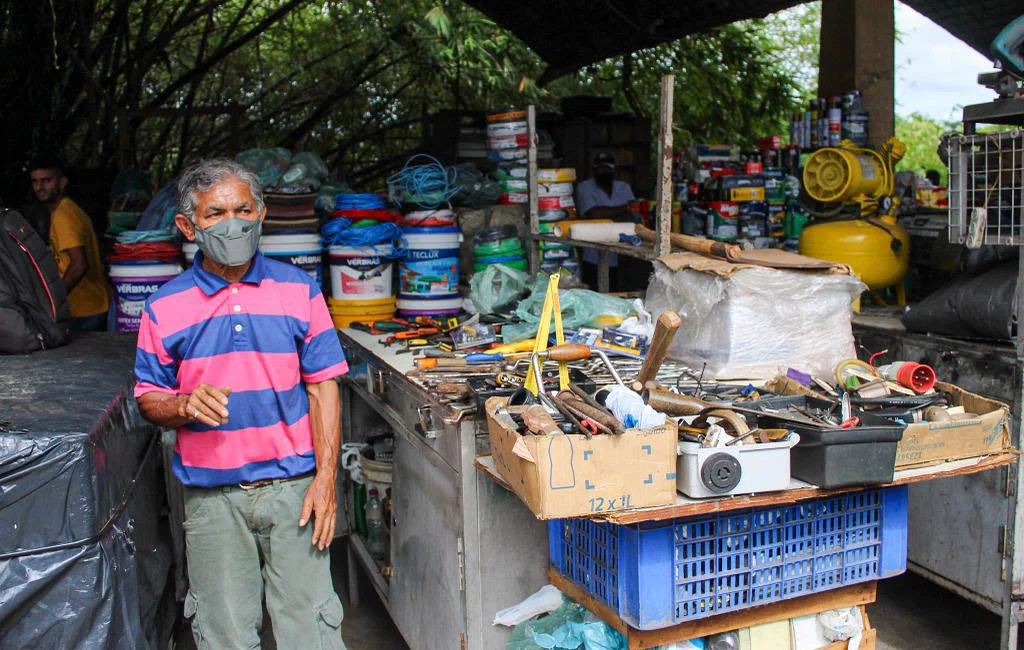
[235,472,312,491]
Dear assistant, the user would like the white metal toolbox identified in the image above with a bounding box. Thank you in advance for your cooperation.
[676,432,800,498]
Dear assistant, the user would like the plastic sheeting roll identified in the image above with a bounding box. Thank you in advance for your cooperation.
[565,222,635,242]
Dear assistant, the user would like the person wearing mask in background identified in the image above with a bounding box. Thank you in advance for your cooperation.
[30,159,109,330]
[575,152,651,291]
[134,159,348,650]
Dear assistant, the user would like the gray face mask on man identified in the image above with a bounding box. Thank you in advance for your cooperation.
[191,217,262,267]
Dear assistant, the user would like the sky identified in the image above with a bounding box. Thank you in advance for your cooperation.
[894,1,996,122]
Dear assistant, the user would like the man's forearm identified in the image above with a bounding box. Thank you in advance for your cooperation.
[62,264,86,292]
[306,379,341,479]
[138,392,191,429]
[584,205,634,222]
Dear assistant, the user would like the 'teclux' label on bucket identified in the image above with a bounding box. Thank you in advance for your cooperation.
[329,252,393,300]
[399,248,459,297]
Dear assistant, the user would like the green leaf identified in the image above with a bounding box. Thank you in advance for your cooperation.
[425,5,451,38]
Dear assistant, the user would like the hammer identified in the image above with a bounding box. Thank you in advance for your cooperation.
[631,311,682,392]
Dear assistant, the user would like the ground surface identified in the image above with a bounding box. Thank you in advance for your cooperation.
[174,546,1010,649]
[338,565,1013,650]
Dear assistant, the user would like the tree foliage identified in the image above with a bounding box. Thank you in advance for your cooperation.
[895,113,957,185]
[0,0,821,195]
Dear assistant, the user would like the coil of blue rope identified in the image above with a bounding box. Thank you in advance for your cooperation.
[387,154,462,210]
[335,193,385,211]
[321,218,405,256]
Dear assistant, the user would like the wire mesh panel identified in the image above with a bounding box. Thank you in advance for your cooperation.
[948,131,1024,246]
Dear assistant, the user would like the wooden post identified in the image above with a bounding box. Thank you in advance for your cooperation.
[527,105,540,275]
[654,74,675,258]
[818,0,895,145]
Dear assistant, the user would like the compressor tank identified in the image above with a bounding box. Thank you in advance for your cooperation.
[798,219,910,290]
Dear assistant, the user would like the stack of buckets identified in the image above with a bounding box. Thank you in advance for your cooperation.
[326,194,398,328]
[473,225,526,272]
[259,192,324,286]
[108,232,183,333]
[488,109,528,201]
[536,168,581,279]
[397,207,462,319]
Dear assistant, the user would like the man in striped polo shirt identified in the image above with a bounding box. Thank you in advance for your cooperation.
[135,159,348,649]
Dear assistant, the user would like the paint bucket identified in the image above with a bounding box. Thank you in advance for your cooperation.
[396,295,462,318]
[327,296,396,329]
[182,242,198,267]
[705,202,740,242]
[399,209,456,228]
[109,262,182,333]
[399,227,461,298]
[473,256,528,272]
[259,233,323,285]
[328,244,394,301]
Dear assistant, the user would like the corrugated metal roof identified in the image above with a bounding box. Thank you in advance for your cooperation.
[463,0,1019,82]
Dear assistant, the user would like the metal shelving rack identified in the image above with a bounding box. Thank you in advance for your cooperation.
[526,75,676,291]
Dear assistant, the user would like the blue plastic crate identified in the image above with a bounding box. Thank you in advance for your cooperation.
[548,486,907,630]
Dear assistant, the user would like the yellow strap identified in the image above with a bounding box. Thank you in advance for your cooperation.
[525,274,559,395]
[549,280,570,390]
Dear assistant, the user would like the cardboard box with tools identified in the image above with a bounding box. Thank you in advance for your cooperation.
[896,382,1012,469]
[485,396,678,519]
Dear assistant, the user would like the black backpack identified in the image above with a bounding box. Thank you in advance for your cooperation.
[0,208,71,353]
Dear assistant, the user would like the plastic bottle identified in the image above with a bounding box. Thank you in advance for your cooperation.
[365,488,387,561]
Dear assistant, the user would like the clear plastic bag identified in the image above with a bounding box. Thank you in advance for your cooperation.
[645,262,865,379]
[236,147,292,189]
[470,264,530,315]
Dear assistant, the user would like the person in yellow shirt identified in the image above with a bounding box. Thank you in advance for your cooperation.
[30,159,110,331]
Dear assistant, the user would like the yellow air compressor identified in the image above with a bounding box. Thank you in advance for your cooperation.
[799,138,911,305]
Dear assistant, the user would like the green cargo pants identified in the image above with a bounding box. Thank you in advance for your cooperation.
[183,474,347,650]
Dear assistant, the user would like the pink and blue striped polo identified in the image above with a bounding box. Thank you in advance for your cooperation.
[134,251,348,487]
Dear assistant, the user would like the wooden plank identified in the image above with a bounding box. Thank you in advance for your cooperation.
[550,569,876,650]
[602,451,1019,525]
[527,105,540,275]
[529,233,656,259]
[472,452,1019,524]
[653,74,674,258]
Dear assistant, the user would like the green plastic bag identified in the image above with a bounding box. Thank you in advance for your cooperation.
[502,273,634,342]
[506,601,628,650]
[470,264,530,315]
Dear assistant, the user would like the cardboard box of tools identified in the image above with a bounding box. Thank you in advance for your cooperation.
[485,396,678,519]
[896,382,1012,469]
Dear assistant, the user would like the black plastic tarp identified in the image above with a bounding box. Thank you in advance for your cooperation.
[0,332,173,650]
[902,259,1019,341]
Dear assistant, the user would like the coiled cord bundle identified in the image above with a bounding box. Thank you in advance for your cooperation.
[387,154,462,209]
[321,217,404,255]
[335,193,385,211]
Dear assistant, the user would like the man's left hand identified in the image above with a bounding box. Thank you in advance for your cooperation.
[299,473,337,551]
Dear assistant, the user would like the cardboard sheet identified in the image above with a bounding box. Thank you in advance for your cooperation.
[657,250,852,278]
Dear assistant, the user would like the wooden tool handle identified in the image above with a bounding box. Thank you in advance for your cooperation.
[635,224,739,259]
[545,344,593,362]
[644,387,709,416]
[522,405,560,435]
[632,311,681,391]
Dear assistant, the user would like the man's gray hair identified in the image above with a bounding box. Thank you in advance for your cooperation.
[177,158,264,220]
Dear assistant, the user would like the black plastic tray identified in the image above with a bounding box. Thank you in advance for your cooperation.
[746,395,905,488]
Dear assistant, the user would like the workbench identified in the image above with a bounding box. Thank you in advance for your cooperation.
[337,328,549,650]
[339,327,1018,648]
